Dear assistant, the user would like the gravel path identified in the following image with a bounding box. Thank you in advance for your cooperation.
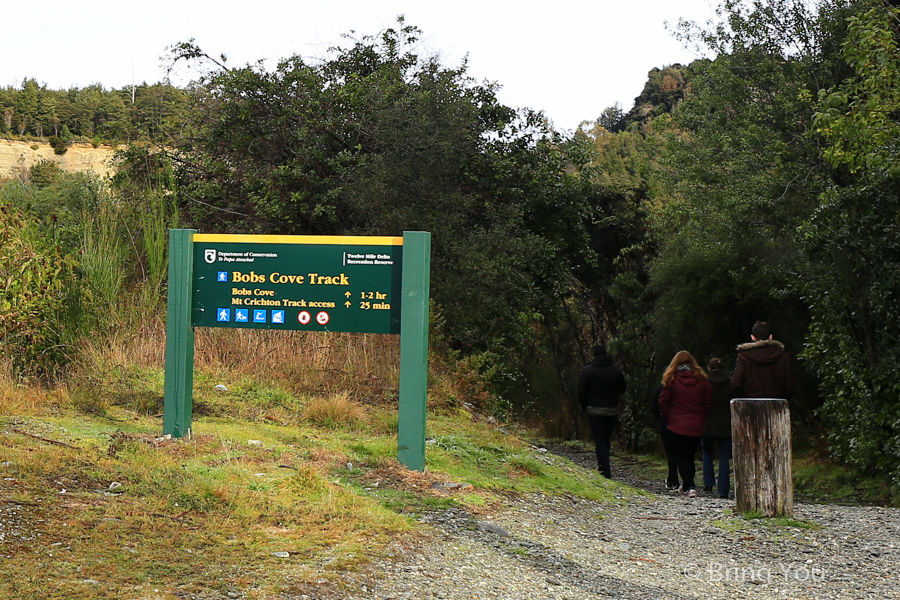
[4,447,898,599]
[340,449,900,600]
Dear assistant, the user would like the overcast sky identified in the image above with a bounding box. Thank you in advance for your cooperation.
[2,0,718,132]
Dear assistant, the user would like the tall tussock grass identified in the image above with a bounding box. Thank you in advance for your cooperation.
[1,301,486,425]
[192,327,401,403]
[52,310,404,425]
[0,358,58,416]
[303,391,365,428]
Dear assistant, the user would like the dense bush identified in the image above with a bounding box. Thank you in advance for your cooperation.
[0,203,79,378]
[48,135,68,155]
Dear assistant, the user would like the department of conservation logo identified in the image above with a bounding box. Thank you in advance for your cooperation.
[204,249,217,264]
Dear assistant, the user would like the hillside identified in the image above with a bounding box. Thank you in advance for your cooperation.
[0,343,626,598]
[0,139,120,180]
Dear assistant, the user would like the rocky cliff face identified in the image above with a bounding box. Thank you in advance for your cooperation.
[0,140,121,180]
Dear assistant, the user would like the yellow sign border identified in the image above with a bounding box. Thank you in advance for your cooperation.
[193,234,403,246]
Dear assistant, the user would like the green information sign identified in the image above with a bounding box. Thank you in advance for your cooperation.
[164,230,431,471]
[191,234,403,334]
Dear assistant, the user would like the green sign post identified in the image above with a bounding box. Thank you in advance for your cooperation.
[163,229,196,439]
[398,232,430,471]
[163,231,431,470]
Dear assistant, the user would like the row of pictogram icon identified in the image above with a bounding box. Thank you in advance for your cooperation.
[216,308,329,325]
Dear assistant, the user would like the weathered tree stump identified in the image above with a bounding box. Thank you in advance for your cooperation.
[731,398,793,517]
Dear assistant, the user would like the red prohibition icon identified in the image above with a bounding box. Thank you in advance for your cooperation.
[297,311,311,325]
[316,311,330,325]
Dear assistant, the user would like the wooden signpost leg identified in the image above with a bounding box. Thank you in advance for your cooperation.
[398,231,431,471]
[732,398,793,516]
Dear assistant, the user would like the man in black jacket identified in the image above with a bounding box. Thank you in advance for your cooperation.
[577,344,627,478]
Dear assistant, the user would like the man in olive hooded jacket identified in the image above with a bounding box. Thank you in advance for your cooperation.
[732,321,794,399]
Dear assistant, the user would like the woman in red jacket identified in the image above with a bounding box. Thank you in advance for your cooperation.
[659,350,713,498]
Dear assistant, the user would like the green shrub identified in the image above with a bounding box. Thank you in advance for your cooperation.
[0,170,107,256]
[0,203,79,378]
[48,135,68,155]
[81,213,125,312]
[29,159,62,187]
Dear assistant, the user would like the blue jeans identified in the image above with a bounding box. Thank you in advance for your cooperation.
[702,436,733,497]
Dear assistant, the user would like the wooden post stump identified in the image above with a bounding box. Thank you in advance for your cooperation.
[731,398,793,517]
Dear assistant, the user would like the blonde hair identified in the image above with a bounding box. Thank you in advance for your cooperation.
[662,350,707,386]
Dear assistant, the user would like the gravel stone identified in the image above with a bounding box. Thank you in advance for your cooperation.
[345,451,900,600]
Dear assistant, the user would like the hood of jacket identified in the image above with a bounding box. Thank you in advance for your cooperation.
[673,370,702,386]
[736,339,786,365]
[707,369,730,386]
[590,355,614,368]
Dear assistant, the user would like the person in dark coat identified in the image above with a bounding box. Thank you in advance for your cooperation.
[701,358,733,499]
[732,321,794,399]
[650,382,680,491]
[577,344,627,479]
[659,350,713,498]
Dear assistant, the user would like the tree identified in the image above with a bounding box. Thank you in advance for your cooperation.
[35,92,56,137]
[29,159,62,188]
[71,84,105,137]
[126,83,190,141]
[815,3,900,178]
[597,103,624,132]
[144,21,661,439]
[162,21,616,362]
[802,2,900,482]
[15,79,40,125]
[641,0,879,438]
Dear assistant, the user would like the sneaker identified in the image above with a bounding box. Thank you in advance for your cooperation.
[703,486,713,493]
[664,480,680,491]
[686,488,697,498]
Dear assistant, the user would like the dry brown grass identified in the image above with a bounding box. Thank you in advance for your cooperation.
[302,391,366,428]
[78,318,168,374]
[3,301,482,431]
[0,358,68,416]
[193,328,401,402]
[73,316,402,408]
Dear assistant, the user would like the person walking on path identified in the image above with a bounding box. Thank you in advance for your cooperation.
[701,358,733,499]
[732,321,794,399]
[578,344,627,479]
[650,382,680,491]
[659,351,713,498]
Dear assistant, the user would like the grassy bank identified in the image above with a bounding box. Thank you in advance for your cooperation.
[0,327,632,599]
